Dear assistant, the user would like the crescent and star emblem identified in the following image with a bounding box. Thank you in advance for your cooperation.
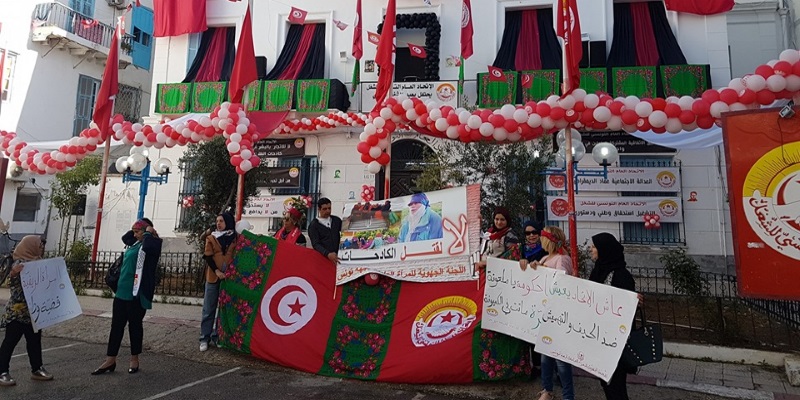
[260,277,318,335]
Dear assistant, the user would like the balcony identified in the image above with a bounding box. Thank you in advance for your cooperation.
[30,2,133,68]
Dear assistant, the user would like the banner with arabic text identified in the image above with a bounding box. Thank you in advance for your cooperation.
[361,81,459,111]
[545,167,681,192]
[547,196,683,223]
[243,195,295,218]
[336,185,480,285]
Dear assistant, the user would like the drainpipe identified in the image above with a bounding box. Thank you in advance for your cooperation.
[779,0,793,50]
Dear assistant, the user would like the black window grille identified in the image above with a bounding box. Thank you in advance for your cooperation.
[175,161,202,231]
[262,157,321,231]
[619,156,684,245]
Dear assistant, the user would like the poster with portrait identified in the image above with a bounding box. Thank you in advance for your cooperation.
[19,258,83,331]
[723,107,800,300]
[336,185,481,284]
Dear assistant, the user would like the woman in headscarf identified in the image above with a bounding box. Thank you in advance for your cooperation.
[589,232,636,400]
[519,220,547,269]
[520,226,574,400]
[475,206,520,269]
[0,236,53,386]
[275,207,307,246]
[199,212,236,352]
[92,219,162,375]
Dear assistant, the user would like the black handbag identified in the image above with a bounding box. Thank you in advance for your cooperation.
[621,307,663,369]
[105,255,123,292]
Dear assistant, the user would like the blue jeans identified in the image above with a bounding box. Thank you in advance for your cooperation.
[541,355,574,400]
[200,281,220,343]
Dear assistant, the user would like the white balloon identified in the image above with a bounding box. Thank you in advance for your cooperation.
[368,161,382,174]
[402,99,414,110]
[743,74,767,92]
[369,146,382,158]
[527,114,542,128]
[230,133,242,143]
[766,75,787,92]
[240,160,252,171]
[459,111,471,124]
[227,142,241,153]
[593,106,612,123]
[156,132,168,143]
[467,115,482,130]
[218,119,230,130]
[665,118,683,133]
[648,111,668,128]
[678,96,695,110]
[405,110,418,121]
[373,117,386,129]
[240,149,252,160]
[380,108,393,120]
[500,104,516,119]
[787,75,800,92]
[236,123,248,135]
[779,49,800,64]
[571,88,587,101]
[607,116,623,131]
[239,117,250,127]
[364,124,377,135]
[132,123,143,132]
[546,95,560,107]
[218,109,230,119]
[729,102,748,112]
[623,96,640,110]
[199,116,212,127]
[65,154,76,163]
[634,102,653,118]
[479,122,494,137]
[709,101,730,118]
[429,109,442,120]
[513,109,528,124]
[435,118,449,131]
[541,117,555,131]
[558,95,576,110]
[446,126,459,139]
[728,78,745,92]
[493,128,508,141]
[507,132,522,142]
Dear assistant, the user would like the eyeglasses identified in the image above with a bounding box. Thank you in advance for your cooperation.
[524,231,538,235]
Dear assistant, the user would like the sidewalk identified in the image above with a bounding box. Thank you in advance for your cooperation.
[2,288,798,399]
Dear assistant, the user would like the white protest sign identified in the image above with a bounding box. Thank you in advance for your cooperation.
[535,273,638,382]
[482,257,563,344]
[20,257,83,331]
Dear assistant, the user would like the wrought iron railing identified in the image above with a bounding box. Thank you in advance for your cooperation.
[32,3,133,55]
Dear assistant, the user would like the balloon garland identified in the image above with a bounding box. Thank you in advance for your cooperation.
[356,49,800,174]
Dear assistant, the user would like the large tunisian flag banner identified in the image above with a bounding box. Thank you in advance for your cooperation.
[219,231,530,382]
[723,107,800,300]
[153,0,207,37]
[664,0,734,15]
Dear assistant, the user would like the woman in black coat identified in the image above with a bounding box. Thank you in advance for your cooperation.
[589,233,636,400]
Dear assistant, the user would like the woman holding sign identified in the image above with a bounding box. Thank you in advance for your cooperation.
[475,207,520,269]
[0,235,53,386]
[92,219,162,375]
[520,226,574,400]
[589,233,636,400]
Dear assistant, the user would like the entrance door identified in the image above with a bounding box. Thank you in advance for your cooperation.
[375,139,434,199]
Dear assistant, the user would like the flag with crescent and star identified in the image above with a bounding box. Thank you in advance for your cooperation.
[218,231,530,383]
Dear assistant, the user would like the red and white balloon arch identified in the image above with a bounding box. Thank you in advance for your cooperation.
[3,50,800,176]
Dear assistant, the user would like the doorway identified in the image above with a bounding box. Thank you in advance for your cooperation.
[375,139,435,199]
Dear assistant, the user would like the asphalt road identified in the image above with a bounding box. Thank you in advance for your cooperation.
[0,334,732,400]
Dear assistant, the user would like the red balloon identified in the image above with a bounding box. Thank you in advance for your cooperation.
[414,103,427,115]
[490,114,505,128]
[479,109,493,121]
[696,115,715,129]
[621,110,638,125]
[536,103,551,117]
[691,100,711,116]
[446,114,459,126]
[609,101,625,115]
[793,61,800,77]
[574,101,586,112]
[756,89,776,105]
[377,152,390,165]
[636,119,652,132]
[458,125,469,137]
[565,109,580,123]
[236,166,244,175]
[580,109,594,125]
[360,153,372,163]
[383,120,396,132]
[356,142,370,154]
[755,64,774,78]
[364,273,380,286]
[392,104,404,115]
[701,90,720,104]
[469,131,482,142]
[738,89,757,104]
[651,98,667,111]
[678,110,696,124]
[231,155,243,166]
[366,135,379,146]
[774,61,792,76]
[550,107,565,121]
[503,119,519,132]
[719,88,739,105]
[652,127,666,134]
[664,103,681,118]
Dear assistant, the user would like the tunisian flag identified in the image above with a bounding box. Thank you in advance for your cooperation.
[460,0,473,60]
[92,21,120,140]
[664,0,734,15]
[373,0,397,111]
[228,7,258,104]
[556,0,582,95]
[153,0,207,37]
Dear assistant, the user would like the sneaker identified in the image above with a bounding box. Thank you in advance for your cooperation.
[536,390,553,400]
[199,341,209,352]
[0,372,15,386]
[31,367,53,381]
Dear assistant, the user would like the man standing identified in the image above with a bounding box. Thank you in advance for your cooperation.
[308,197,342,264]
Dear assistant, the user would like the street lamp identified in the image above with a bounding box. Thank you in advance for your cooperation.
[116,147,172,220]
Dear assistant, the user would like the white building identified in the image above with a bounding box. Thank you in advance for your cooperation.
[27,0,797,273]
[0,0,154,251]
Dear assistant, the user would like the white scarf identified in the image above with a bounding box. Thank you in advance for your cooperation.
[404,207,426,241]
[211,229,234,239]
[317,217,331,228]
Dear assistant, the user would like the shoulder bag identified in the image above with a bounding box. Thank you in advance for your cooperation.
[621,306,663,369]
[105,255,123,292]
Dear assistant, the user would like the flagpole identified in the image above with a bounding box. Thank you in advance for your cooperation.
[234,0,255,222]
[560,0,579,276]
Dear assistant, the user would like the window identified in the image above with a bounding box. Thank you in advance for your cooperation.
[73,75,100,136]
[619,156,684,245]
[13,191,42,222]
[265,157,321,231]
[131,6,154,70]
[69,0,94,17]
[175,161,202,231]
[114,84,142,123]
[187,33,201,74]
[1,49,17,102]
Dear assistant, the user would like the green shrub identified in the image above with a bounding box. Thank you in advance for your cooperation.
[660,248,709,296]
[65,238,92,277]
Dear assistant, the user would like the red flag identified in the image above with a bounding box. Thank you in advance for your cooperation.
[154,0,207,37]
[228,7,258,104]
[352,0,363,59]
[521,73,533,89]
[247,240,341,374]
[92,20,121,140]
[81,19,99,28]
[126,3,132,12]
[557,0,582,95]
[333,19,348,31]
[460,0,473,60]
[373,0,396,110]
[407,43,426,59]
[288,7,308,24]
[664,0,733,15]
[367,31,380,46]
[487,65,505,82]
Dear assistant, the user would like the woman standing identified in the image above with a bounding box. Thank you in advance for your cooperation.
[92,219,162,375]
[475,207,520,269]
[520,226,574,400]
[275,208,307,246]
[199,212,236,352]
[589,232,636,400]
[519,221,547,267]
[0,236,53,386]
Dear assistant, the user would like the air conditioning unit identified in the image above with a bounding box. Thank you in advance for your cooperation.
[107,0,126,10]
[6,164,26,182]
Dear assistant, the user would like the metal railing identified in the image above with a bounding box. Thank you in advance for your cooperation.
[32,3,133,55]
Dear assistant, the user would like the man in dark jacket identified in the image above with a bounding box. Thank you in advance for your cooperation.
[308,198,342,264]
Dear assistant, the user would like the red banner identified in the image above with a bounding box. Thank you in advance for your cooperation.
[153,0,207,37]
[664,0,734,15]
[723,107,800,300]
[460,0,473,60]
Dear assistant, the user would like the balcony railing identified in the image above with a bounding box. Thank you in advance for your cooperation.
[32,2,133,56]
